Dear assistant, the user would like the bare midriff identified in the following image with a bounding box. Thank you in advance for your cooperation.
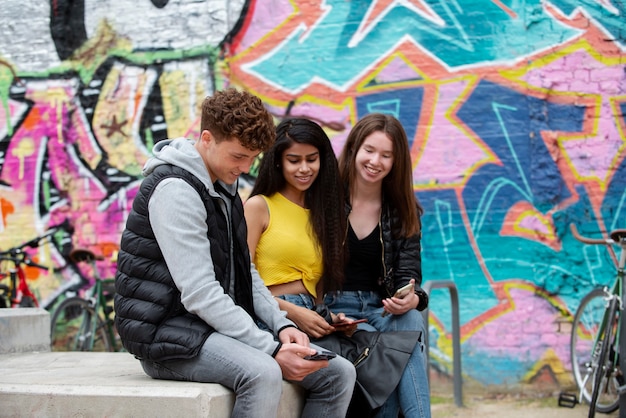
[268,280,309,297]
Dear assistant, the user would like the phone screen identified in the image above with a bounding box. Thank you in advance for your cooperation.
[393,283,414,299]
[382,283,416,317]
[331,318,368,328]
[304,350,337,361]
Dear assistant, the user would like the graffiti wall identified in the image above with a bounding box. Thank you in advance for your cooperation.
[1,0,625,386]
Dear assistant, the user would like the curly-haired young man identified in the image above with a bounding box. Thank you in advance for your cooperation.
[115,88,356,417]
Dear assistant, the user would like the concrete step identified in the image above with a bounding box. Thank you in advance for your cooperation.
[0,351,305,417]
[0,307,50,354]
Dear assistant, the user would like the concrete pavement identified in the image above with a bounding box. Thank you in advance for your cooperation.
[430,373,619,418]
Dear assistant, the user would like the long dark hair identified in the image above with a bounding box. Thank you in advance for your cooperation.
[338,113,422,237]
[251,118,346,291]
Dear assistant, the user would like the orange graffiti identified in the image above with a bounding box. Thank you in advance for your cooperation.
[0,198,15,228]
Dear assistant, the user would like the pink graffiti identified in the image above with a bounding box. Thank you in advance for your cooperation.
[1,78,134,302]
[463,285,571,374]
[522,45,626,186]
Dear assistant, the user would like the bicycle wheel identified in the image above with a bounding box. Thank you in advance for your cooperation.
[571,288,620,414]
[50,297,113,352]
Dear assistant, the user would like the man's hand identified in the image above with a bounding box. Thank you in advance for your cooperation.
[278,326,310,346]
[274,343,329,381]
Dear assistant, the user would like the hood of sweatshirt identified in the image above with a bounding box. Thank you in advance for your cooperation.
[142,138,236,195]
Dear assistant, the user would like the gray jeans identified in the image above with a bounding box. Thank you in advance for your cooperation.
[140,332,356,418]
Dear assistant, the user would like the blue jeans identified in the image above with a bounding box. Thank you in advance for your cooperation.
[140,331,356,418]
[324,291,431,418]
[277,293,317,309]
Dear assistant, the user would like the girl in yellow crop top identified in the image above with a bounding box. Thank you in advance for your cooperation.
[244,118,359,339]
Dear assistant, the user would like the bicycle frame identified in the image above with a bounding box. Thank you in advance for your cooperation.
[567,224,626,417]
[0,226,66,308]
[10,262,39,307]
[50,248,118,352]
[0,249,49,308]
[580,282,622,403]
[82,276,116,350]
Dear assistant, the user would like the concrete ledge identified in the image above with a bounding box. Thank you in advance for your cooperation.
[0,308,50,354]
[0,352,305,417]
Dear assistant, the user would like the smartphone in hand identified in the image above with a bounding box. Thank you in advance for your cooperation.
[393,282,415,299]
[304,350,337,361]
[331,318,368,329]
[382,282,415,317]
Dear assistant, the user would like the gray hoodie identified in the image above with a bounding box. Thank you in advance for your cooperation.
[143,138,294,356]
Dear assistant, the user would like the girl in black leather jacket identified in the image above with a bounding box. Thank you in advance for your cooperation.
[324,113,431,418]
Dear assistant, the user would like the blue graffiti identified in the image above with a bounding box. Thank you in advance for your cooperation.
[456,81,593,307]
[342,78,626,367]
[417,80,626,330]
[355,87,423,147]
[245,0,582,92]
[547,0,626,44]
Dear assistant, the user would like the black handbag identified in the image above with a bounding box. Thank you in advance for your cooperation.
[314,329,421,412]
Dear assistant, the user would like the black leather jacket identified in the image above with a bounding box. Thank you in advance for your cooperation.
[345,200,428,311]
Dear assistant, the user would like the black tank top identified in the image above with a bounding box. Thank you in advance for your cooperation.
[343,222,382,292]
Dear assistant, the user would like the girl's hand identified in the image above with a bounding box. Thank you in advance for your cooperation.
[330,314,359,337]
[291,305,335,339]
[382,279,419,316]
[330,311,346,323]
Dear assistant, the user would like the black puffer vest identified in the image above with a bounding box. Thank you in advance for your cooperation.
[114,164,256,361]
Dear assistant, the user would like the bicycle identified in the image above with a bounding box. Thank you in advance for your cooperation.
[49,248,119,352]
[563,223,626,417]
[0,229,59,308]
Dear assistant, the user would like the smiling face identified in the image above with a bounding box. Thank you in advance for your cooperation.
[354,130,394,186]
[280,142,320,199]
[197,130,260,185]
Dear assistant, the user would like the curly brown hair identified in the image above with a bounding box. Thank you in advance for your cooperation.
[201,88,275,151]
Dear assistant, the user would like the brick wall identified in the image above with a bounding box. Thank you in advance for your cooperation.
[1,0,625,386]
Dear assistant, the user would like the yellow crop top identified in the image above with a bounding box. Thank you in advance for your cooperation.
[253,193,322,298]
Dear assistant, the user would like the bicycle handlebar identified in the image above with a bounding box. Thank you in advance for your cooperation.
[0,223,68,256]
[24,258,51,270]
[0,251,51,271]
[570,224,626,245]
[569,224,614,245]
[16,226,60,251]
[0,225,67,270]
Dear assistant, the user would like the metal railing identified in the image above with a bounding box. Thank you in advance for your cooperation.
[421,279,463,407]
